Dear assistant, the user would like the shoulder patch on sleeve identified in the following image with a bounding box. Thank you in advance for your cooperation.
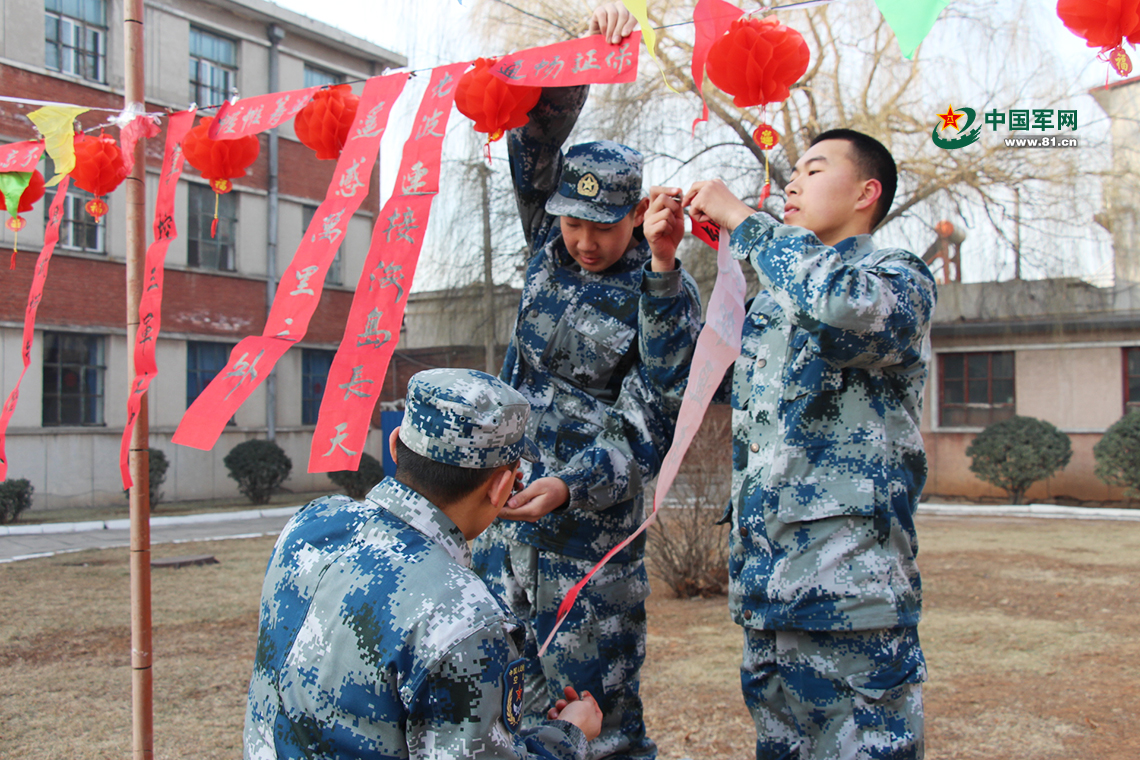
[502,658,526,733]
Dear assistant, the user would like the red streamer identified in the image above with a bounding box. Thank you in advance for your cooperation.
[119,110,195,489]
[309,62,469,473]
[538,228,747,656]
[207,87,322,140]
[0,178,71,481]
[490,32,641,87]
[691,0,745,134]
[172,73,409,451]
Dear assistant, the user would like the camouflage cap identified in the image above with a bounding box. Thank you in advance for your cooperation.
[545,140,643,224]
[399,368,539,469]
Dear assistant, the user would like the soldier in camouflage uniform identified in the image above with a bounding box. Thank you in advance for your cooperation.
[471,7,701,759]
[244,368,603,760]
[683,130,937,759]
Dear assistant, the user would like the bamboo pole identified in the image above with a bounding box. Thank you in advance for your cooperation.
[123,1,153,757]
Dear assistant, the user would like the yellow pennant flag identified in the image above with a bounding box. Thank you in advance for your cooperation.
[27,106,89,186]
[621,0,679,93]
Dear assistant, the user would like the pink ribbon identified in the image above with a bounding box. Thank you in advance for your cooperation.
[538,227,746,656]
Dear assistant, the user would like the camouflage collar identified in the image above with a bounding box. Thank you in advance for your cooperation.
[833,233,875,264]
[366,478,471,567]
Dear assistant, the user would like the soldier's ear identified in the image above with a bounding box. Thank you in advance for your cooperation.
[389,427,401,464]
[487,463,517,509]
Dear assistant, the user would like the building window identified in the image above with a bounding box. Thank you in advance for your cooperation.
[43,155,106,254]
[302,204,343,285]
[303,64,342,88]
[939,351,1015,428]
[187,184,236,270]
[43,332,105,426]
[189,26,237,107]
[1125,348,1140,413]
[45,0,107,83]
[187,341,232,407]
[302,349,335,425]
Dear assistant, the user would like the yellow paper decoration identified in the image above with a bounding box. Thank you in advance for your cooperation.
[620,0,680,93]
[27,106,89,186]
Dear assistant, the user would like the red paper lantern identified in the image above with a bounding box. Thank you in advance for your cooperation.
[0,169,45,216]
[293,84,359,160]
[70,133,127,222]
[705,16,810,108]
[1056,0,1140,49]
[752,124,780,150]
[454,58,543,142]
[181,116,260,194]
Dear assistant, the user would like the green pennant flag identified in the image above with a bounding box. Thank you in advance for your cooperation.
[0,172,33,221]
[875,0,950,59]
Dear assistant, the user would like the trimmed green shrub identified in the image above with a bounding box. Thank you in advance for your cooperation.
[1093,410,1140,498]
[224,439,292,505]
[124,448,171,509]
[328,452,385,500]
[0,478,34,524]
[966,416,1071,505]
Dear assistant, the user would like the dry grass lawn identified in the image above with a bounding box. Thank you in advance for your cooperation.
[2,515,1138,759]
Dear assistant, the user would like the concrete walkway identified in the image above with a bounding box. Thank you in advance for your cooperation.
[1,501,1137,564]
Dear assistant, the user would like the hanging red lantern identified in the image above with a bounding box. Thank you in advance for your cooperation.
[1057,0,1140,76]
[293,84,359,160]
[181,116,260,194]
[705,16,811,108]
[454,58,543,144]
[1,169,46,267]
[70,132,127,222]
[752,124,780,150]
[181,116,260,236]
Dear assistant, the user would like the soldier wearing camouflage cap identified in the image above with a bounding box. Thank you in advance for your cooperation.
[470,5,701,759]
[244,369,602,759]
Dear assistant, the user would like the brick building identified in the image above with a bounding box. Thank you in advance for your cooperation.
[1,0,405,509]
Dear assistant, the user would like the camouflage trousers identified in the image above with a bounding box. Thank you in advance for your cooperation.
[741,626,926,760]
[472,521,655,760]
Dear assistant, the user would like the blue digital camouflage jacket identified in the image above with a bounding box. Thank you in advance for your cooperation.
[244,478,588,760]
[724,213,937,631]
[497,85,702,563]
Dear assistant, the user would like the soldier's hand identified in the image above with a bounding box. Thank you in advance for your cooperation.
[645,186,685,271]
[683,179,754,233]
[499,477,569,521]
[548,686,603,741]
[588,2,638,45]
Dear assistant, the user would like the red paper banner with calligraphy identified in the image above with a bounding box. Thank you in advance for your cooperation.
[539,228,746,656]
[0,141,46,173]
[172,73,409,451]
[207,86,322,140]
[0,178,71,480]
[309,62,469,473]
[119,110,195,488]
[491,32,640,87]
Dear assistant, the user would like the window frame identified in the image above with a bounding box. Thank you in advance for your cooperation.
[45,0,108,83]
[1124,347,1140,414]
[189,25,238,107]
[301,349,336,426]
[186,340,234,408]
[187,183,237,271]
[303,64,343,89]
[42,331,106,427]
[938,350,1016,429]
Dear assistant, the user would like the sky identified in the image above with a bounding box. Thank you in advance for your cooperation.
[268,0,1122,287]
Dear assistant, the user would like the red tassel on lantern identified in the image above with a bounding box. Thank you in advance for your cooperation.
[705,16,811,108]
[181,116,260,237]
[294,84,360,160]
[1,169,46,267]
[1058,0,1140,76]
[71,132,127,223]
[455,58,543,146]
